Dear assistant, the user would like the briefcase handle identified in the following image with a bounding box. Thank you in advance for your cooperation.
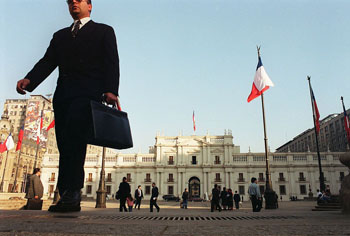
[102,94,122,111]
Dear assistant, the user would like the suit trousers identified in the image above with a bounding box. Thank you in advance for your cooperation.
[119,197,127,212]
[150,199,159,212]
[53,97,93,195]
[134,197,141,209]
[250,195,261,212]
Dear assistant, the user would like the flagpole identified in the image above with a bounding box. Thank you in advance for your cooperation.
[33,102,45,171]
[11,149,22,193]
[256,47,276,209]
[307,76,325,192]
[0,151,10,192]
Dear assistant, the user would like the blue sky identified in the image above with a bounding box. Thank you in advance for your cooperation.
[1,0,350,153]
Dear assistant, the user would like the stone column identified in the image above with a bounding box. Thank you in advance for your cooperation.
[207,146,211,164]
[203,171,208,198]
[156,172,160,190]
[177,171,181,195]
[225,170,229,188]
[182,172,186,193]
[160,172,163,195]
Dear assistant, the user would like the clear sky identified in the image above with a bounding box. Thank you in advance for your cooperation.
[1,0,350,153]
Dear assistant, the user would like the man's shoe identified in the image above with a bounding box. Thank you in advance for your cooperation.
[48,189,81,213]
[157,208,160,212]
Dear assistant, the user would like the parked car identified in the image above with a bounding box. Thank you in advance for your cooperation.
[162,194,180,202]
[190,197,205,202]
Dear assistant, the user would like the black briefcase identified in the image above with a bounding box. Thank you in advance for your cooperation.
[26,199,43,210]
[89,100,133,149]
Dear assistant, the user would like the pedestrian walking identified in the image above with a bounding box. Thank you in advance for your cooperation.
[16,0,120,213]
[211,184,221,212]
[248,177,262,212]
[117,177,131,212]
[227,188,233,210]
[221,187,228,210]
[126,194,134,212]
[25,168,44,210]
[182,188,189,209]
[233,191,241,209]
[150,182,160,212]
[134,185,143,210]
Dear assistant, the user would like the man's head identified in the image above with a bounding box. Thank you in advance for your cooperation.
[138,185,141,189]
[33,168,41,176]
[67,0,92,20]
[251,177,257,183]
[235,191,237,193]
[214,184,218,189]
[152,182,156,187]
[223,187,226,191]
[122,177,127,182]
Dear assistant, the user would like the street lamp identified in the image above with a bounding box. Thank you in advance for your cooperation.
[95,147,106,208]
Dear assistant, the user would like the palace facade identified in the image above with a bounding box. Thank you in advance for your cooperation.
[41,133,348,200]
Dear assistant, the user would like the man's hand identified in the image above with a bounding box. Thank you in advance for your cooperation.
[34,196,39,199]
[16,79,30,95]
[104,92,120,108]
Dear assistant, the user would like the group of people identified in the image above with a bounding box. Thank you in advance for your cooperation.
[317,186,332,204]
[116,177,160,212]
[210,185,241,212]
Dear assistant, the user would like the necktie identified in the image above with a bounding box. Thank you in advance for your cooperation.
[72,20,81,38]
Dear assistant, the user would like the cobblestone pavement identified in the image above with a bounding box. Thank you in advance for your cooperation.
[0,201,349,236]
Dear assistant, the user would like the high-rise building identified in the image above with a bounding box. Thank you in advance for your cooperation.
[276,110,350,153]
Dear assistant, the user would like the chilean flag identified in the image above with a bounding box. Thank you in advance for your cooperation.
[16,125,24,151]
[247,56,274,102]
[0,133,15,153]
[342,98,350,145]
[193,111,196,132]
[310,85,320,134]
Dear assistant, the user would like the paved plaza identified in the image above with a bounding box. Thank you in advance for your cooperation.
[0,200,349,236]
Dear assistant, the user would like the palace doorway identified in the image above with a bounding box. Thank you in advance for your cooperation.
[188,177,200,198]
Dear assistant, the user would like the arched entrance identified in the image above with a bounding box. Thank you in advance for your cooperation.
[188,177,200,199]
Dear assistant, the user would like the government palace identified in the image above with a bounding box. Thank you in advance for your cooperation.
[0,96,348,200]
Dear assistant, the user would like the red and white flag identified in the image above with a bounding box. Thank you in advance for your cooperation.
[193,111,196,132]
[342,97,350,145]
[0,133,15,153]
[247,56,274,102]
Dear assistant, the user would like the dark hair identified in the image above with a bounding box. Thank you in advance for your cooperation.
[122,177,127,181]
[152,182,156,185]
[33,168,40,174]
[214,184,218,188]
[251,177,257,183]
[138,185,141,188]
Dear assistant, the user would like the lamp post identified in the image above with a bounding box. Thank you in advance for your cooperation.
[95,147,106,208]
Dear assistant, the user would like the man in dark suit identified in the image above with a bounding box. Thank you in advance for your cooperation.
[211,184,221,212]
[134,185,143,210]
[233,190,241,209]
[118,177,131,212]
[150,182,160,212]
[16,0,120,212]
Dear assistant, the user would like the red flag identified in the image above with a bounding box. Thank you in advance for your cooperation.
[310,85,320,134]
[193,111,196,132]
[47,120,55,131]
[16,126,24,151]
[341,97,350,145]
[0,139,7,153]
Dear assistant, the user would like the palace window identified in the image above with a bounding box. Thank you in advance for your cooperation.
[238,173,244,182]
[107,173,112,182]
[215,173,221,182]
[258,173,264,182]
[300,185,307,195]
[145,186,151,195]
[279,173,285,181]
[214,156,221,164]
[279,185,286,195]
[127,173,132,182]
[86,185,92,194]
[168,173,174,182]
[168,186,174,195]
[239,185,245,195]
[192,156,197,165]
[168,156,174,165]
[145,173,151,182]
[106,186,111,195]
[299,172,305,181]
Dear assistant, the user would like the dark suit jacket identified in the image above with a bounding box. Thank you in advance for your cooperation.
[212,188,220,201]
[118,181,131,199]
[25,20,119,101]
[25,174,44,199]
[134,189,143,199]
[151,186,159,199]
